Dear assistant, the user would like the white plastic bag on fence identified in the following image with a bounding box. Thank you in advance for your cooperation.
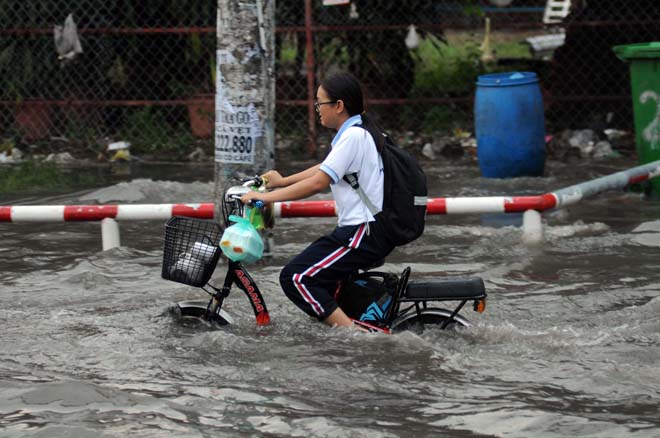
[54,13,83,63]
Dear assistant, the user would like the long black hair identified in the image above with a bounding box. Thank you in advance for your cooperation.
[320,72,385,151]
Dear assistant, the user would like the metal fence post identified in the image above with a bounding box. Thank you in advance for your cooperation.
[304,0,317,156]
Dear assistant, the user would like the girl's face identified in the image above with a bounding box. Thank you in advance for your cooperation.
[315,86,341,129]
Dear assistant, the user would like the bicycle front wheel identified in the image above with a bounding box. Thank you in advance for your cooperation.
[391,308,469,333]
[176,300,234,325]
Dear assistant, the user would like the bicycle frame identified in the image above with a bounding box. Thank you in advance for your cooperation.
[202,260,271,326]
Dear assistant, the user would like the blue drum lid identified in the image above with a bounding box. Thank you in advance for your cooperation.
[476,71,539,87]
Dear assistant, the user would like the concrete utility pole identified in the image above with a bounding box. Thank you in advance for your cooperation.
[214,0,275,216]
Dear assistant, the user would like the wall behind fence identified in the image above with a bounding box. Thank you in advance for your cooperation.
[1,1,659,158]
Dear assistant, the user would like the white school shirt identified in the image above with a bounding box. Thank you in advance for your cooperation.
[319,115,384,226]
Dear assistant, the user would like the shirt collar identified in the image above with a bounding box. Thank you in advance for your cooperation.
[331,114,363,146]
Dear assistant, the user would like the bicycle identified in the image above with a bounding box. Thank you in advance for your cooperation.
[161,177,487,333]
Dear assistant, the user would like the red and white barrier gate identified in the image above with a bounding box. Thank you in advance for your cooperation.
[2,160,660,250]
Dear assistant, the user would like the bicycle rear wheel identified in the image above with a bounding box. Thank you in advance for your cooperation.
[391,309,469,333]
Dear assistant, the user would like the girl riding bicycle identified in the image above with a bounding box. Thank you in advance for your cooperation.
[240,72,394,329]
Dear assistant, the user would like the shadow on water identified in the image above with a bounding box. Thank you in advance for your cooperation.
[1,157,660,437]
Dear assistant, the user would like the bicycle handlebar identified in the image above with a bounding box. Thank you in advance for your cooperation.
[227,194,265,209]
[231,176,266,208]
[222,176,269,228]
[242,176,265,188]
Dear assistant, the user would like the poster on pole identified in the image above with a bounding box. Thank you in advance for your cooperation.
[215,104,261,164]
[214,49,262,164]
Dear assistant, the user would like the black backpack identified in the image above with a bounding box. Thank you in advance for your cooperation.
[344,132,428,246]
[336,271,399,324]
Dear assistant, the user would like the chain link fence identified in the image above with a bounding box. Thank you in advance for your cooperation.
[1,1,217,159]
[1,1,659,160]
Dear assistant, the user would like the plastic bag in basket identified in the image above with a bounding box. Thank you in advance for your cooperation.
[168,241,218,285]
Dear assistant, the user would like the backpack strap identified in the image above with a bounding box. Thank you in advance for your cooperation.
[343,125,384,220]
[343,173,381,217]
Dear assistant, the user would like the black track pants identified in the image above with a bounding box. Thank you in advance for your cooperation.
[279,219,394,320]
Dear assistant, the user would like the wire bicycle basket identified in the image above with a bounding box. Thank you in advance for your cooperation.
[162,216,223,287]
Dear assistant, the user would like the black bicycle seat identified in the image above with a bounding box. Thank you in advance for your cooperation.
[403,277,486,301]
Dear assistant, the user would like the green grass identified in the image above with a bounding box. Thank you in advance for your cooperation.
[492,40,532,59]
[412,33,532,95]
[406,32,538,132]
[120,107,196,157]
[412,36,485,96]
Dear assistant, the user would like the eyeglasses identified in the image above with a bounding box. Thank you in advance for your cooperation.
[314,100,337,112]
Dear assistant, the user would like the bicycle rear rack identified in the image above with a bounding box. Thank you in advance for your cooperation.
[386,268,487,329]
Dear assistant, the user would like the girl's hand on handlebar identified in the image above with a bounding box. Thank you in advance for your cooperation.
[261,170,283,188]
[240,191,268,206]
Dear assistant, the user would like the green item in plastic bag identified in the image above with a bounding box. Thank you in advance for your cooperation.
[245,205,265,230]
[220,215,264,263]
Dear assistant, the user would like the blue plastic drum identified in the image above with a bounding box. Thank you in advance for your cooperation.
[475,72,546,178]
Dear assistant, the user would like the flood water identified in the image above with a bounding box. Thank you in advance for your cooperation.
[2,157,660,437]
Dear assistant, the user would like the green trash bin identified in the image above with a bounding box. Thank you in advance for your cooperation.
[614,42,660,194]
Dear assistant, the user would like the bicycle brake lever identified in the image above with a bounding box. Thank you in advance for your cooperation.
[227,194,264,209]
[242,176,264,188]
